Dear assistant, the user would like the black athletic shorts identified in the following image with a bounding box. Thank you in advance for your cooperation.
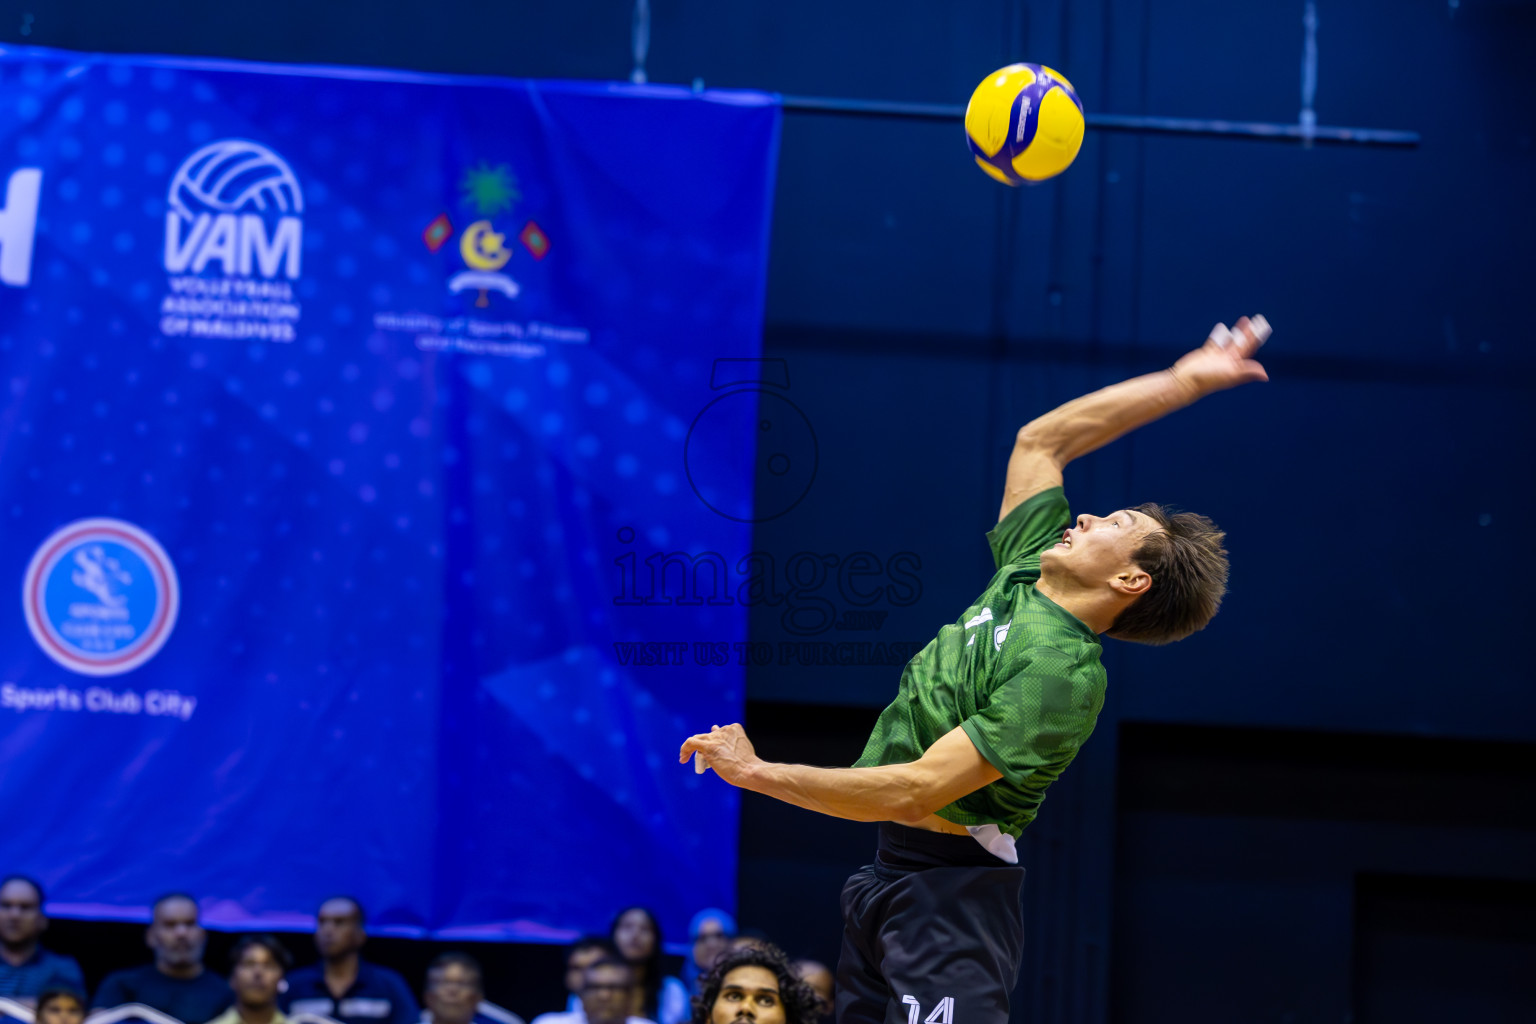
[835,822,1026,1024]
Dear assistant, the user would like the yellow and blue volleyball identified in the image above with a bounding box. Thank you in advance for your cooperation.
[964,63,1086,185]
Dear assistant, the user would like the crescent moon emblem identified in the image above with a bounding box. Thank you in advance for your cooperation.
[460,220,511,271]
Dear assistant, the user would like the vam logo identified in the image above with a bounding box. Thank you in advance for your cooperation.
[0,167,42,288]
[159,140,304,342]
[164,139,302,278]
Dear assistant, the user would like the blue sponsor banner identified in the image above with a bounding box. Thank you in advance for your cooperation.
[0,44,779,939]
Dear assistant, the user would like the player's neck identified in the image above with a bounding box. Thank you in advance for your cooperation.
[1034,576,1120,634]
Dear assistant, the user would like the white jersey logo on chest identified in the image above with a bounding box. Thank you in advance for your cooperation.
[963,608,1011,650]
[993,619,1011,650]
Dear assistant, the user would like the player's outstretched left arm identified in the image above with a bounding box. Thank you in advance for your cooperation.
[998,315,1271,522]
[679,724,1001,825]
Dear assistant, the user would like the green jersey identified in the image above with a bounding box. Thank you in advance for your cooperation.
[853,486,1106,841]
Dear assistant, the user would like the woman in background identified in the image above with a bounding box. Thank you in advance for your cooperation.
[610,908,689,1024]
[681,910,735,997]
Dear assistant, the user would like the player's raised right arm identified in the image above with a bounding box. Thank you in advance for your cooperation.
[998,315,1271,523]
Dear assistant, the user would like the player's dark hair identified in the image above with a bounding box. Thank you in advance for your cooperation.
[428,951,483,989]
[1105,503,1229,645]
[691,943,820,1024]
[0,874,45,906]
[229,933,292,972]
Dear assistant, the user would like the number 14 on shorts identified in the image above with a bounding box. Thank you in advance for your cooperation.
[900,995,954,1024]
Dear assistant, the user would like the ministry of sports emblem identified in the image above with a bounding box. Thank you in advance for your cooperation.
[425,162,550,308]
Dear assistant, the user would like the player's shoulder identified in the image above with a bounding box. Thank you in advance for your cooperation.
[1014,638,1105,684]
[1024,642,1107,711]
[992,484,1068,530]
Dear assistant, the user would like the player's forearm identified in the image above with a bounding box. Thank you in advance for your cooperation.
[740,759,931,824]
[1018,368,1199,466]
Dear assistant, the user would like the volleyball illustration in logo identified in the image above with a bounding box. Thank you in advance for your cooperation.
[168,138,304,221]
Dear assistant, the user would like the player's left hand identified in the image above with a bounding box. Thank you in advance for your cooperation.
[1170,314,1272,397]
[679,723,760,787]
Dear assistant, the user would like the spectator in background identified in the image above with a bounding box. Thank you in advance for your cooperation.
[786,964,831,1024]
[0,877,84,1002]
[609,909,687,1024]
[551,937,622,1017]
[207,936,291,1024]
[680,912,733,997]
[34,988,87,1024]
[94,893,233,1023]
[422,953,523,1024]
[282,898,417,1024]
[689,946,817,1024]
[531,957,651,1024]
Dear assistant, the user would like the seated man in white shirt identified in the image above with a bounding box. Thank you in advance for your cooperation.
[530,958,652,1024]
[421,953,523,1024]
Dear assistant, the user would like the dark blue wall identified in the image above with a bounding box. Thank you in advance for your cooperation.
[5,1,1532,1021]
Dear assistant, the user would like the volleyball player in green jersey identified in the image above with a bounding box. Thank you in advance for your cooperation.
[682,314,1271,1024]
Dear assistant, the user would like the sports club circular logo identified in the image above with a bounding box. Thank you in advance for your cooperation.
[22,518,180,676]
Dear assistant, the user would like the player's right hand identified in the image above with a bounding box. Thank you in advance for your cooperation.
[679,723,760,788]
[1170,314,1272,397]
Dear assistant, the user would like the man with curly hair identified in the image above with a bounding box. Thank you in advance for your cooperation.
[682,317,1271,1024]
[691,946,820,1024]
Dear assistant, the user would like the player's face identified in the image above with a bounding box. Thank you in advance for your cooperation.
[710,966,784,1024]
[1040,510,1158,585]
